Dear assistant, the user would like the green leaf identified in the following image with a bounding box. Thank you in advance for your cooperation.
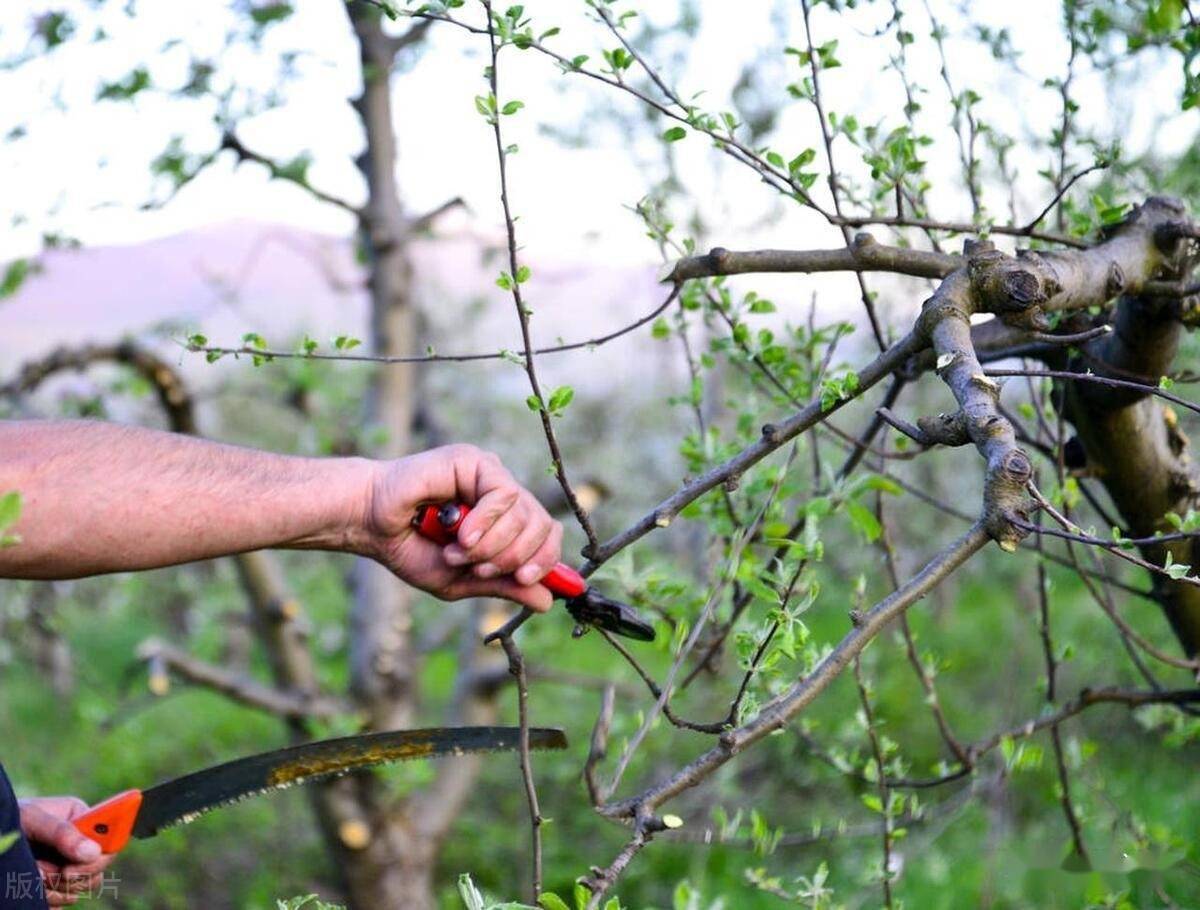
[456,874,485,910]
[97,67,151,101]
[663,126,687,142]
[538,895,571,910]
[475,94,498,122]
[333,335,361,351]
[651,317,671,339]
[250,3,293,26]
[1164,554,1191,580]
[0,831,18,856]
[501,100,525,115]
[547,385,574,415]
[496,271,514,291]
[525,395,543,412]
[515,265,532,284]
[1000,736,1015,765]
[186,333,208,349]
[36,11,74,48]
[0,258,37,298]
[858,475,902,496]
[788,148,816,171]
[273,153,312,185]
[845,500,882,543]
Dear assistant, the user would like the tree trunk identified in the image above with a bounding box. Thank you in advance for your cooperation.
[1058,198,1200,654]
[347,2,418,734]
[338,8,438,908]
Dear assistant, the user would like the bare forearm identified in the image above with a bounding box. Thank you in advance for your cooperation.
[0,420,375,579]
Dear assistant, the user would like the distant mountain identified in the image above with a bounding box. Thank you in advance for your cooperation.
[0,217,671,395]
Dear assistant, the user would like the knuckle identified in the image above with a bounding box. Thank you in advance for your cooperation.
[492,550,522,572]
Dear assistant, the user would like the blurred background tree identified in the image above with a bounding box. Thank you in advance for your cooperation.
[1,1,1199,909]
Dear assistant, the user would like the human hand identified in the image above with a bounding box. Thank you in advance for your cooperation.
[19,797,117,907]
[363,444,564,612]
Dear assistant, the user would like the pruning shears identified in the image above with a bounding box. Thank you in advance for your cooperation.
[413,502,656,642]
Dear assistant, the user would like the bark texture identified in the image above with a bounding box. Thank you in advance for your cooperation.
[1055,199,1200,653]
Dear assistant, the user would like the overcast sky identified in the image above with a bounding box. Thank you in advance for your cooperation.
[0,1,1191,268]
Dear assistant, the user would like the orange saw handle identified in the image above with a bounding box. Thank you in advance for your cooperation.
[413,502,587,598]
[30,789,143,864]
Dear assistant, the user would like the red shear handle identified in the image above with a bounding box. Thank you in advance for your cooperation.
[73,789,143,854]
[542,563,587,599]
[413,503,587,598]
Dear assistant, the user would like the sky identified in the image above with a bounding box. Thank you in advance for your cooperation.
[0,1,1192,270]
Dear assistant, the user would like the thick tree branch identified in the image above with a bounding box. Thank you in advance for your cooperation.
[664,235,960,282]
[583,329,926,568]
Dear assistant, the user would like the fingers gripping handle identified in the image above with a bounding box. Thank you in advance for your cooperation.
[413,503,587,598]
[30,790,142,865]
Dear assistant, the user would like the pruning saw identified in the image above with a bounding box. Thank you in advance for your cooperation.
[36,726,567,859]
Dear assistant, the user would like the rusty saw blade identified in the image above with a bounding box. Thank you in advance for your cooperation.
[44,726,567,857]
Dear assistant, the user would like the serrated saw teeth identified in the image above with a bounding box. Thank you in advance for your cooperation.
[134,726,567,837]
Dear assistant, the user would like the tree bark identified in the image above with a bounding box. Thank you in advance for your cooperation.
[1057,198,1200,653]
[336,8,492,909]
[347,4,419,733]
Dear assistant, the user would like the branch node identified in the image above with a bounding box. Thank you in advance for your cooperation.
[1106,261,1126,297]
[968,248,1060,330]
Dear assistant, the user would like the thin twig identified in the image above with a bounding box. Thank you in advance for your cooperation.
[184,285,681,367]
[1023,163,1106,234]
[599,523,990,819]
[799,0,887,350]
[1034,508,1090,862]
[483,1,599,552]
[984,367,1200,418]
[498,632,544,899]
[1024,482,1200,590]
[853,653,895,907]
[887,685,1200,789]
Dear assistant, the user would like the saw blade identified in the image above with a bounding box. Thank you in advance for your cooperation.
[132,725,567,837]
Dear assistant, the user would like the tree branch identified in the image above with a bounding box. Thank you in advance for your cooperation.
[136,638,351,719]
[221,131,363,217]
[597,522,989,821]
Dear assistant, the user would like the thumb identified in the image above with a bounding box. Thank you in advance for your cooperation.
[25,808,102,863]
